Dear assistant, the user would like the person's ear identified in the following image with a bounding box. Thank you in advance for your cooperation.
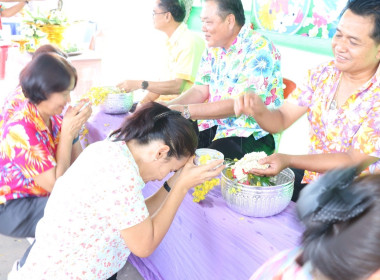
[226,14,235,28]
[155,145,170,161]
[165,12,172,22]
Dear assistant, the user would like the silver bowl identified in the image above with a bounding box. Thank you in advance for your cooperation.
[194,148,224,166]
[221,168,295,217]
[101,89,133,115]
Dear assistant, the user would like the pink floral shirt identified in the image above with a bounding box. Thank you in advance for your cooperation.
[0,89,61,203]
[287,61,380,183]
[250,248,313,280]
[12,139,149,279]
[196,24,283,145]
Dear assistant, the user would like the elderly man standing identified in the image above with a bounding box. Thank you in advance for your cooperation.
[117,0,205,104]
[168,0,283,160]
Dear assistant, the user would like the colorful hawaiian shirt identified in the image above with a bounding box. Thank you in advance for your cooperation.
[196,24,283,146]
[10,139,149,279]
[287,60,380,183]
[0,86,26,124]
[0,94,62,203]
[250,247,313,280]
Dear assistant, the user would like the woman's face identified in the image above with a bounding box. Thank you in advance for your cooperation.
[332,9,380,75]
[151,155,190,182]
[37,77,74,118]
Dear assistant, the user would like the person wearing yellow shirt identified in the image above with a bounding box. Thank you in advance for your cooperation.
[117,0,205,104]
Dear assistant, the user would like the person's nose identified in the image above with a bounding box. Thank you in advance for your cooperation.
[201,23,207,33]
[334,39,348,53]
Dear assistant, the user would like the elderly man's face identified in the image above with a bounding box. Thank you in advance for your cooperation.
[332,9,380,75]
[200,1,234,49]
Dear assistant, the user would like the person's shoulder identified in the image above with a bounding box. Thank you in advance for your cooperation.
[179,25,205,46]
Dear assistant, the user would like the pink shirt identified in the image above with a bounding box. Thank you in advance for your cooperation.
[287,61,380,183]
[250,248,313,280]
[0,91,62,203]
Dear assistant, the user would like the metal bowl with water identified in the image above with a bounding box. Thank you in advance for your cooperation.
[221,168,295,217]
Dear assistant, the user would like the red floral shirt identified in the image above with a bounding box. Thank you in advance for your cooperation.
[0,92,62,203]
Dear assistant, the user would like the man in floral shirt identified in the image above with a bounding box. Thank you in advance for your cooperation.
[168,0,283,160]
[234,0,380,201]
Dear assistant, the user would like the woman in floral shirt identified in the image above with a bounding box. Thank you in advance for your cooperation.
[234,0,380,201]
[0,53,92,238]
[10,102,224,280]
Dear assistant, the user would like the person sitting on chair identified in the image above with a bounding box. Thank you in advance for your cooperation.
[234,0,380,201]
[117,0,205,104]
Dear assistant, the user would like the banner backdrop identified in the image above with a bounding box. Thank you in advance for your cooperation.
[188,0,348,56]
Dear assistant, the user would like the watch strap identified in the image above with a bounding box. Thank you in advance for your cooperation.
[141,80,149,90]
[163,181,171,192]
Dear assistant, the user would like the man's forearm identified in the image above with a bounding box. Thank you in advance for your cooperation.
[287,152,378,173]
[188,99,235,120]
[167,85,209,106]
[145,79,185,95]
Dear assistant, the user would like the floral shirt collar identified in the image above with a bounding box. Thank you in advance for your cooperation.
[167,22,187,47]
[220,24,248,54]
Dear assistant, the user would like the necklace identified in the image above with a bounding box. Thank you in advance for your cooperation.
[329,99,337,110]
[329,76,342,111]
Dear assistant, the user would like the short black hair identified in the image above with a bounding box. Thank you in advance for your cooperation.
[32,44,68,59]
[205,0,245,27]
[343,0,380,44]
[159,0,186,23]
[20,53,77,104]
[110,102,197,159]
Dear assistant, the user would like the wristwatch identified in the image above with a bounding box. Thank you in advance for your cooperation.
[182,105,191,119]
[141,80,149,90]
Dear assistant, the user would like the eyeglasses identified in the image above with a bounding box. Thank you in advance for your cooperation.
[152,11,168,17]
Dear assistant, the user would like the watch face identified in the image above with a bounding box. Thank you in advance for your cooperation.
[142,81,149,89]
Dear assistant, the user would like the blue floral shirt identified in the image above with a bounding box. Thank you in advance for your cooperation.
[196,24,283,146]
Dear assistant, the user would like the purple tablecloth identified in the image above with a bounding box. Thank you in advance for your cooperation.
[80,108,127,146]
[130,183,303,280]
[84,109,304,280]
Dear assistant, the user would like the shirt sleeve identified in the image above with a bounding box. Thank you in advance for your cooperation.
[195,49,212,86]
[352,103,380,158]
[287,62,331,108]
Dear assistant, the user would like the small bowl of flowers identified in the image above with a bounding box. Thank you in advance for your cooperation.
[221,152,294,217]
[192,148,224,203]
[83,86,133,115]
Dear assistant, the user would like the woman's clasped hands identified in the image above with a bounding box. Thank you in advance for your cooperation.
[61,99,92,141]
[169,156,225,194]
